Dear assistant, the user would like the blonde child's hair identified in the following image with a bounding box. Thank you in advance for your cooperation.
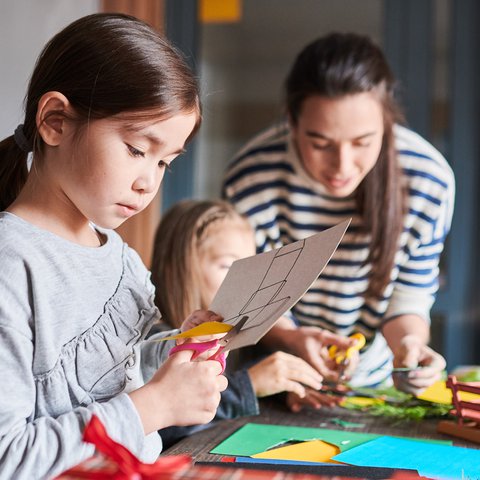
[151,200,253,328]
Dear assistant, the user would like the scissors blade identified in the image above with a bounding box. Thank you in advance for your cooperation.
[217,315,248,350]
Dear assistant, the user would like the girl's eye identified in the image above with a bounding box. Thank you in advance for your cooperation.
[127,144,145,158]
[158,160,172,172]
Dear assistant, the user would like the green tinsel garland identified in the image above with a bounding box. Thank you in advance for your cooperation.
[341,386,453,422]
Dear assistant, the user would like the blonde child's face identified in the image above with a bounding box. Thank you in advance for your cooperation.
[55,112,197,230]
[198,219,256,307]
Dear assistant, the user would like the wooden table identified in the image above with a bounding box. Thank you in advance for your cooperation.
[162,398,479,471]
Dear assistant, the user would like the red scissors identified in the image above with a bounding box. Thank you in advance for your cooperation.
[168,315,248,373]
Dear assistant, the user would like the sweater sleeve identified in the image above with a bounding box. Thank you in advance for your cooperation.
[0,255,159,479]
[139,329,179,383]
[384,148,455,324]
[0,323,153,479]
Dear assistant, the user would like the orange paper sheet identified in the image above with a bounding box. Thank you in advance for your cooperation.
[252,440,340,463]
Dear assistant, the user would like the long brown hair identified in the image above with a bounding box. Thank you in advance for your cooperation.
[151,200,252,328]
[0,13,201,211]
[285,32,405,298]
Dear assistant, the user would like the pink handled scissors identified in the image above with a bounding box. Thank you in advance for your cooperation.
[168,315,248,373]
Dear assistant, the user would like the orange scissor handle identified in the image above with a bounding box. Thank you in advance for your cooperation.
[328,333,366,365]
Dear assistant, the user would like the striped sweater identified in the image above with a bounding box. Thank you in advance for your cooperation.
[223,123,455,387]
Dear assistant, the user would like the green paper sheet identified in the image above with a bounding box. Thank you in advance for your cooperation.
[210,423,451,457]
[211,423,374,456]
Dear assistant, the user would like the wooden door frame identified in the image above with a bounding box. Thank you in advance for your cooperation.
[101,0,165,268]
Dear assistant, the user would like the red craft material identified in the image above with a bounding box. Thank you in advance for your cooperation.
[57,415,191,479]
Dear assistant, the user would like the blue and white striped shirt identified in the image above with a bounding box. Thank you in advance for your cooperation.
[223,123,455,387]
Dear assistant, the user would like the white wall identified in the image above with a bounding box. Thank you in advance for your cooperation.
[0,0,99,140]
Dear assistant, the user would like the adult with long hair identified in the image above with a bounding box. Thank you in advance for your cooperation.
[223,32,454,393]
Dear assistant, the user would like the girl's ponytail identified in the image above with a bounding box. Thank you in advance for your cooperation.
[0,131,29,211]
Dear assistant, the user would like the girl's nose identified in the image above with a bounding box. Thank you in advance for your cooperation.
[133,169,162,194]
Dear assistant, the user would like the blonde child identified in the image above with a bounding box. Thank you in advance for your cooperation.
[151,199,346,446]
[0,14,227,478]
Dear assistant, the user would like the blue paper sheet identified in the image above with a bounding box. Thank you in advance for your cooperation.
[333,436,480,479]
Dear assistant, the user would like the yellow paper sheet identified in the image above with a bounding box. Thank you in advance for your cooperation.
[417,380,480,404]
[340,396,384,407]
[158,321,233,341]
[252,440,340,463]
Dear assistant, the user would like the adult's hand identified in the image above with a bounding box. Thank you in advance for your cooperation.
[392,334,446,395]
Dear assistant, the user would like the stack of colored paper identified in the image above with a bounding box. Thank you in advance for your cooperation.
[211,423,480,479]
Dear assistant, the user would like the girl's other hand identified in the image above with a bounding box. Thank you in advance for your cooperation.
[176,309,226,362]
[248,351,323,398]
[286,388,342,413]
[180,309,223,332]
[392,334,446,395]
[129,348,228,434]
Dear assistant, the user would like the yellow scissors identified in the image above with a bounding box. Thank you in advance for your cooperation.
[328,333,366,377]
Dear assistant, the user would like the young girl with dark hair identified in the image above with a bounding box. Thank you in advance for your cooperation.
[223,32,454,392]
[0,13,227,478]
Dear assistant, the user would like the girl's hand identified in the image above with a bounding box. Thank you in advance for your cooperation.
[129,348,228,434]
[248,351,323,398]
[279,326,357,382]
[177,310,225,360]
[392,334,446,395]
[180,309,223,332]
[286,388,342,413]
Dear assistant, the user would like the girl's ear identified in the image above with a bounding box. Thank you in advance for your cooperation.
[36,91,72,147]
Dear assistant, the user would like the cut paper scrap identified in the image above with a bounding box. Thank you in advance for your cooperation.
[157,322,233,341]
[252,439,340,463]
[210,423,380,457]
[417,379,480,405]
[330,418,365,428]
[332,435,480,480]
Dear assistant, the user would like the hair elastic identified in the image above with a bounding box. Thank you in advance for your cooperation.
[13,124,32,153]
